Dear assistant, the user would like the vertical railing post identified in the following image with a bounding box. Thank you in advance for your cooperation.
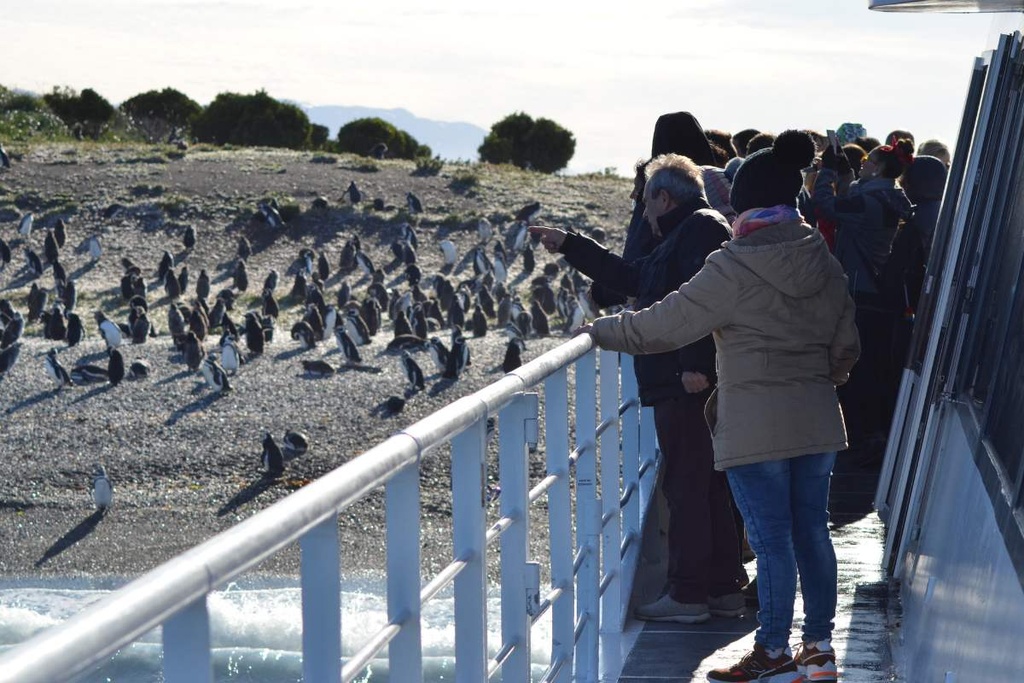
[575,350,600,680]
[545,366,574,682]
[499,394,531,682]
[599,349,622,629]
[387,462,422,681]
[618,353,641,623]
[301,518,341,683]
[451,418,488,683]
[163,596,211,683]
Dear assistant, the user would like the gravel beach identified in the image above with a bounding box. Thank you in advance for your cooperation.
[0,144,630,582]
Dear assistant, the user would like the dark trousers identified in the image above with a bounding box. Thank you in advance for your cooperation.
[840,298,899,443]
[653,396,748,603]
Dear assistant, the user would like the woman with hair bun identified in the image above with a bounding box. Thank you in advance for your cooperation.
[577,130,859,682]
[814,138,914,458]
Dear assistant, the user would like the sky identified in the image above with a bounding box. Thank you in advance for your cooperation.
[1,1,1015,175]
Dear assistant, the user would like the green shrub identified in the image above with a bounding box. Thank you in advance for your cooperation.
[192,90,312,149]
[336,117,431,160]
[413,156,444,176]
[278,201,301,222]
[479,111,575,173]
[310,123,330,149]
[120,88,202,143]
[448,169,480,194]
[42,86,116,140]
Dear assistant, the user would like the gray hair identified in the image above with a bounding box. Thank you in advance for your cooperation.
[644,153,705,205]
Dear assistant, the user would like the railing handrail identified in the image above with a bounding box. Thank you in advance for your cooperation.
[0,335,596,683]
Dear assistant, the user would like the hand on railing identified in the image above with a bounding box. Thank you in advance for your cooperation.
[572,323,595,339]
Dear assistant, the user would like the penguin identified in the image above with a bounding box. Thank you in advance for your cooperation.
[398,222,419,249]
[0,237,10,271]
[317,251,331,281]
[283,430,310,459]
[567,299,585,334]
[336,279,351,308]
[355,251,374,277]
[18,212,32,237]
[472,246,491,277]
[515,201,541,223]
[107,348,125,386]
[301,359,336,377]
[207,298,227,331]
[200,352,231,392]
[471,304,488,338]
[177,265,189,296]
[164,268,181,300]
[493,253,507,284]
[439,240,457,268]
[157,250,174,284]
[183,225,197,251]
[44,230,60,265]
[509,221,528,253]
[92,465,113,511]
[427,337,449,374]
[0,143,9,169]
[319,305,338,342]
[339,240,357,271]
[531,300,550,337]
[344,309,371,345]
[2,311,24,348]
[233,259,249,292]
[188,306,209,341]
[0,343,21,380]
[66,312,84,347]
[406,191,423,214]
[361,298,382,336]
[291,320,317,350]
[59,277,77,311]
[522,245,536,274]
[382,395,406,416]
[534,282,557,315]
[502,337,526,373]
[393,310,413,338]
[516,309,533,339]
[25,248,43,278]
[476,217,493,242]
[183,331,204,371]
[71,362,108,385]
[262,432,285,478]
[411,306,428,339]
[258,200,284,229]
[244,312,265,356]
[302,304,325,340]
[262,289,280,319]
[405,263,421,287]
[95,311,123,350]
[402,350,425,393]
[237,235,253,261]
[220,334,243,374]
[335,327,361,364]
[263,269,279,293]
[86,235,102,261]
[45,348,73,389]
[347,181,362,204]
[27,284,47,323]
[128,359,151,380]
[167,304,187,346]
[444,332,469,380]
[45,302,67,341]
[447,298,465,330]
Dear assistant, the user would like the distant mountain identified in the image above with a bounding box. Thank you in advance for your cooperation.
[302,105,487,162]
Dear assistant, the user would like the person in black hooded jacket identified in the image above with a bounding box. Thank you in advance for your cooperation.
[530,153,747,624]
[589,111,717,309]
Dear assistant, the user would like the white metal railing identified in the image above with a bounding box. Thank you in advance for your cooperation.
[0,335,659,683]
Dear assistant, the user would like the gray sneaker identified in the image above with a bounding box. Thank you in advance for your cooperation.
[707,592,746,617]
[634,594,710,623]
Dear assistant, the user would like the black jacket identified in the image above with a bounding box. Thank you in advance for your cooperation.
[561,197,730,405]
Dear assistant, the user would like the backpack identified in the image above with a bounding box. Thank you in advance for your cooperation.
[881,206,926,317]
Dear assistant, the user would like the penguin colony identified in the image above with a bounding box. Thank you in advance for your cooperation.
[0,148,613,510]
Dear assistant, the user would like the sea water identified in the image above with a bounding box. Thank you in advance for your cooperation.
[0,577,554,682]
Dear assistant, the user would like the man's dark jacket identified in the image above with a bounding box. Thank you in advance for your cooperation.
[560,196,729,405]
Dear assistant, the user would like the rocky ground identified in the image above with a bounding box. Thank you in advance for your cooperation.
[0,143,630,582]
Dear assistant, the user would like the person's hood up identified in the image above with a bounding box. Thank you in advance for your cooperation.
[902,155,947,204]
[724,220,838,299]
[650,112,715,166]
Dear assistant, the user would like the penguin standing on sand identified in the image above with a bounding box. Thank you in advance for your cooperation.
[92,464,113,512]
[401,351,425,393]
[183,331,204,371]
[428,337,449,374]
[95,311,123,351]
[335,327,361,364]
[262,432,284,478]
[45,348,73,389]
[502,337,526,373]
[220,334,243,374]
[108,348,125,386]
[200,353,231,392]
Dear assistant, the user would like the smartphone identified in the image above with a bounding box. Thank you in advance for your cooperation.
[827,129,840,153]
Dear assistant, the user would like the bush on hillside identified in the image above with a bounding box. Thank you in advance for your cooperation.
[0,86,70,142]
[479,112,575,173]
[336,117,431,160]
[42,86,116,140]
[120,88,202,143]
[310,124,330,150]
[192,91,312,149]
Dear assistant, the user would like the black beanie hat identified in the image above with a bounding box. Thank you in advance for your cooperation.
[650,112,715,166]
[729,130,816,215]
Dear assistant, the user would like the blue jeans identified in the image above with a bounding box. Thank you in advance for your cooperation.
[726,452,837,650]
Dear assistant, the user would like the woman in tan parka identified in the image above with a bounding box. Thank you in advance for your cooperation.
[579,130,859,683]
